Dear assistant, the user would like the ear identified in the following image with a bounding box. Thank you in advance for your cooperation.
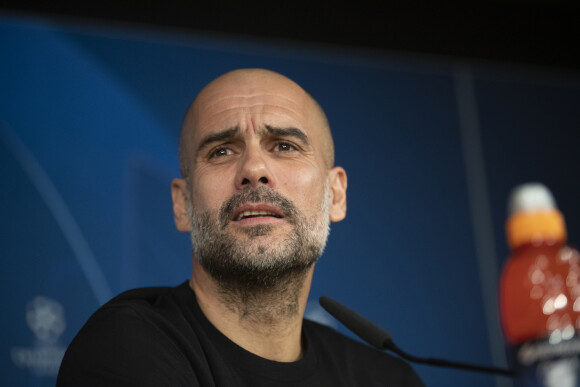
[171,178,192,232]
[328,166,347,222]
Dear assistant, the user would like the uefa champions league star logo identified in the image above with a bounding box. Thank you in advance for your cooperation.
[26,296,66,344]
[11,296,67,376]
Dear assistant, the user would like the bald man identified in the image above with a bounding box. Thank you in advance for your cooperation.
[57,69,424,386]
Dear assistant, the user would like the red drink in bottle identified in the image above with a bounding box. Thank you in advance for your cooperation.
[500,183,580,386]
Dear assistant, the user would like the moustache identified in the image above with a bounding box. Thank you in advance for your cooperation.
[219,186,298,228]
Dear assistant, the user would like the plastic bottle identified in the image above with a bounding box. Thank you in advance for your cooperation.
[500,183,580,386]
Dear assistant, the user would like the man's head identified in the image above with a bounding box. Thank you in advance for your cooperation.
[171,68,347,290]
[177,69,336,179]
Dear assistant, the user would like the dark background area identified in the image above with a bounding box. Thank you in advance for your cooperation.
[2,0,580,71]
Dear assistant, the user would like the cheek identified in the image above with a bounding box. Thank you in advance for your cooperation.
[280,167,327,210]
[191,172,230,212]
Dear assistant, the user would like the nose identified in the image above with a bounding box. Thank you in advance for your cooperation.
[234,146,274,189]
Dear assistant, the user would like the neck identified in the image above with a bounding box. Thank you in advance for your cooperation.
[190,258,313,362]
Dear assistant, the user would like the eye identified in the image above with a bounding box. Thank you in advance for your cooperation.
[274,142,297,152]
[209,147,233,158]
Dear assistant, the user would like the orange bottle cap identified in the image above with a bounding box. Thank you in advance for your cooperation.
[506,210,566,249]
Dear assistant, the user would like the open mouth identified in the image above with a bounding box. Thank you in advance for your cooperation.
[231,203,285,222]
[234,210,283,221]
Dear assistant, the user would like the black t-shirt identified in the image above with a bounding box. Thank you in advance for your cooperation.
[57,281,424,386]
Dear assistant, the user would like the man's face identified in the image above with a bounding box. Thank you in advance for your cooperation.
[178,71,338,286]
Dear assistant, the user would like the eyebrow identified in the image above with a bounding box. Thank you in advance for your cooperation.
[197,126,240,153]
[263,125,310,145]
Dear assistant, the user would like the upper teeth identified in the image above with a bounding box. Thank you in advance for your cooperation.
[236,210,278,221]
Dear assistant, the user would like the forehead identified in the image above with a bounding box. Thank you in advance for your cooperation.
[189,76,318,140]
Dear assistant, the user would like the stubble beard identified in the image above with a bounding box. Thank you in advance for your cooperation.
[187,183,331,320]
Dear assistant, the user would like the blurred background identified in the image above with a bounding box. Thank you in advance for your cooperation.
[1,2,579,386]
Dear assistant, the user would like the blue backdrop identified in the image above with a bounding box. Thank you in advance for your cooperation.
[2,14,580,387]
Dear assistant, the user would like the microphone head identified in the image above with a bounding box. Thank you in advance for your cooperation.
[319,296,392,350]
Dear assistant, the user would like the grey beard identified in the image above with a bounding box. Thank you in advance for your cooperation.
[187,183,330,317]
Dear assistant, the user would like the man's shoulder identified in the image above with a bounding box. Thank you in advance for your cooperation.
[78,282,194,341]
[57,282,198,386]
[100,285,174,311]
[84,284,179,322]
[107,285,176,304]
[303,319,425,387]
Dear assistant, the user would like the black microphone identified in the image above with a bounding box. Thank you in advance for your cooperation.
[319,296,515,377]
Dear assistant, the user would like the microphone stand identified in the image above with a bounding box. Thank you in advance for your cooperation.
[385,339,515,376]
[319,296,516,377]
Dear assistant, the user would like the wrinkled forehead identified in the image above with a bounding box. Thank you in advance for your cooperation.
[189,79,316,138]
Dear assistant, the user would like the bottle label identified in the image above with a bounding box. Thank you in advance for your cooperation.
[514,336,580,387]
